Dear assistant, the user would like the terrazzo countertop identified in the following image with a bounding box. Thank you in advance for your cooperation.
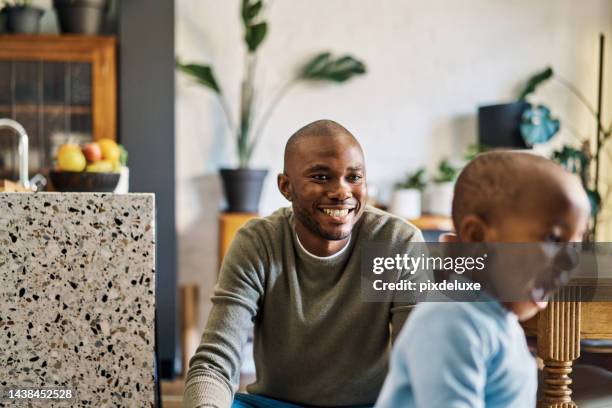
[0,193,156,407]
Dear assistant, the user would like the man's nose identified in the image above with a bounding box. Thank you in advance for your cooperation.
[328,179,352,201]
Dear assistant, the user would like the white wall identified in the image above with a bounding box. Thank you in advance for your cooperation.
[175,0,612,328]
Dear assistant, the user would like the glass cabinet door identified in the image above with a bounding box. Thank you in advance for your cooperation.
[0,60,94,180]
[0,35,116,184]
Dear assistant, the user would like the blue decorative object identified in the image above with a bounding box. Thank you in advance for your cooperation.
[520,105,560,146]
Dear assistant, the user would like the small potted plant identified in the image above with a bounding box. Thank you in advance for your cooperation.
[389,168,426,219]
[478,68,557,148]
[177,0,366,213]
[1,0,44,34]
[424,159,459,216]
[53,0,108,35]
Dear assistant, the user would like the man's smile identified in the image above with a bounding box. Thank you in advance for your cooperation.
[318,205,356,222]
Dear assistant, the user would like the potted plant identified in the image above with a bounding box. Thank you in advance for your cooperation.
[478,68,559,149]
[389,168,426,219]
[516,38,611,241]
[424,159,459,216]
[1,0,44,34]
[177,0,366,213]
[53,0,108,35]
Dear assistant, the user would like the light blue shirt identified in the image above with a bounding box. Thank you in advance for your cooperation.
[376,300,537,408]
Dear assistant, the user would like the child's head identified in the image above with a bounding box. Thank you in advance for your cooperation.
[452,151,590,320]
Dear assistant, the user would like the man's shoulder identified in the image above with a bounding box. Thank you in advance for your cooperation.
[237,207,292,241]
[359,205,423,242]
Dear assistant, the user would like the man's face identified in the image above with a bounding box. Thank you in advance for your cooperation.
[279,135,367,242]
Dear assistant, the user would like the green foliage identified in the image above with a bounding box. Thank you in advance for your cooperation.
[517,66,553,101]
[177,1,367,168]
[433,159,459,183]
[519,63,612,239]
[175,61,220,93]
[242,0,267,53]
[463,144,489,162]
[119,144,128,166]
[396,168,427,191]
[551,145,601,216]
[299,52,367,82]
[552,146,589,176]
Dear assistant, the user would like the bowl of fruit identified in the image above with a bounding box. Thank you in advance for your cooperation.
[50,138,127,193]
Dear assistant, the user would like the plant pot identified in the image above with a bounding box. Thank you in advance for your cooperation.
[3,6,44,34]
[220,168,268,213]
[424,182,454,216]
[478,101,530,149]
[53,0,108,35]
[389,189,422,219]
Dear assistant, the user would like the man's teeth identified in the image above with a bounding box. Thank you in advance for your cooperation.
[322,208,350,217]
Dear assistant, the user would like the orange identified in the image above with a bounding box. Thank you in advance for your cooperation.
[98,138,121,163]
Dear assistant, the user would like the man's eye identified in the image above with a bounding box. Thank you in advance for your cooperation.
[348,174,363,183]
[312,175,329,181]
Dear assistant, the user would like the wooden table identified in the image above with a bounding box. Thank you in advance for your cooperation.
[523,285,612,407]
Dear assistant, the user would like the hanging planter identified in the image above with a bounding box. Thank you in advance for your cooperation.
[53,0,108,35]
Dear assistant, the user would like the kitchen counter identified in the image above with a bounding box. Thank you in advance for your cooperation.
[0,193,156,407]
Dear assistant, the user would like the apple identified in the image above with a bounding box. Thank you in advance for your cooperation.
[82,142,102,163]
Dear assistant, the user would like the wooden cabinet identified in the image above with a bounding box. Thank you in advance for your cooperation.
[0,35,116,179]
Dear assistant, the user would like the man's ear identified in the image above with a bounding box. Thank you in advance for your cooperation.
[277,173,292,202]
[458,214,490,243]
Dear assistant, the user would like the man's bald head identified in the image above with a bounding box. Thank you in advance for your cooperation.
[452,151,589,232]
[283,119,361,172]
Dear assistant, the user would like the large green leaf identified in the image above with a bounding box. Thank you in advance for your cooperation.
[518,67,553,100]
[587,189,601,217]
[245,22,267,53]
[299,52,366,82]
[300,52,332,77]
[241,0,262,25]
[176,62,221,93]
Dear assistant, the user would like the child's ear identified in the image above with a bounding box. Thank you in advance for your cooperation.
[458,214,489,242]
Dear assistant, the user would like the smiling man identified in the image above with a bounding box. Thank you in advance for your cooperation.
[184,120,424,408]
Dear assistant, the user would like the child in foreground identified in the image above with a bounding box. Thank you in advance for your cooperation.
[375,151,590,408]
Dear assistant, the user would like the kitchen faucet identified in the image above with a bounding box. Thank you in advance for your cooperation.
[0,118,29,189]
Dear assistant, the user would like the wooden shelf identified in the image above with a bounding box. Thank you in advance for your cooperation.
[408,214,454,231]
[0,104,91,115]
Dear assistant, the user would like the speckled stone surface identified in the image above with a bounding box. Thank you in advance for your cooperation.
[0,193,156,407]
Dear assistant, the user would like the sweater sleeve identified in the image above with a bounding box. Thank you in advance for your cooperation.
[184,226,267,408]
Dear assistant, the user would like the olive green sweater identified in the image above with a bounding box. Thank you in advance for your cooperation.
[184,206,423,407]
